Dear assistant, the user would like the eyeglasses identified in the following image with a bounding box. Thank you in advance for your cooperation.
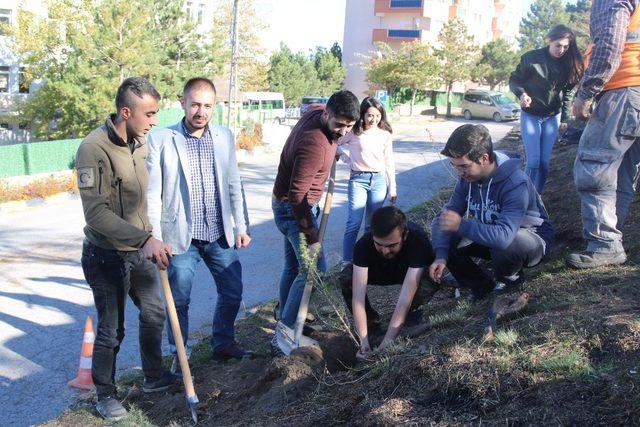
[449,161,475,172]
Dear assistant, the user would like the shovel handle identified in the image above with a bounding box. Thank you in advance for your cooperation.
[293,160,336,347]
[159,269,197,401]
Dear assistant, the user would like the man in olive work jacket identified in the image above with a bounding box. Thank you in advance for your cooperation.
[271,90,360,354]
[75,77,174,422]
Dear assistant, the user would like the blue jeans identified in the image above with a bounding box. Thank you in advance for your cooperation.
[520,110,561,193]
[167,237,243,353]
[342,171,388,262]
[272,198,326,328]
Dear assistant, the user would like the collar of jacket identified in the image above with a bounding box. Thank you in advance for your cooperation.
[104,114,144,149]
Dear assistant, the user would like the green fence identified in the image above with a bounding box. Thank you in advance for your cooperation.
[0,107,189,179]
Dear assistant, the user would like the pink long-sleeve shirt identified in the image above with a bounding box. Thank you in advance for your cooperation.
[338,127,397,196]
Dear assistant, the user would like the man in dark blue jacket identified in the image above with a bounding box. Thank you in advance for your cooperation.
[430,124,554,300]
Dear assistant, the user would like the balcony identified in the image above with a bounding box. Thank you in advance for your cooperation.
[375,0,425,16]
[372,28,423,44]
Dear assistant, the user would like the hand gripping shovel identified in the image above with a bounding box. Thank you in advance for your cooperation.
[158,269,199,423]
[276,160,337,355]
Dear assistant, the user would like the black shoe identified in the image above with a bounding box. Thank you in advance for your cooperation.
[96,396,127,422]
[142,371,175,393]
[212,342,253,361]
[405,309,423,327]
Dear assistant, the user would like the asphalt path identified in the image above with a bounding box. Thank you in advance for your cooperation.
[0,117,514,425]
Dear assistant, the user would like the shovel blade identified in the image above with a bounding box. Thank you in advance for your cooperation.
[275,321,319,355]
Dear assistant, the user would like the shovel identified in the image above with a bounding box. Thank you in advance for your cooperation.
[276,160,337,355]
[158,269,199,423]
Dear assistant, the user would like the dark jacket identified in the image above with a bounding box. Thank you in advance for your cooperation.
[509,47,576,122]
[76,115,152,251]
[272,107,337,244]
[431,151,554,261]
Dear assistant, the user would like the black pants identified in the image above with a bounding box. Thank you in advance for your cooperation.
[336,264,439,320]
[447,229,545,298]
[81,240,166,398]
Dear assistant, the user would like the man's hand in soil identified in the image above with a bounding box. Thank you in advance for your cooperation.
[356,341,372,361]
[142,237,172,269]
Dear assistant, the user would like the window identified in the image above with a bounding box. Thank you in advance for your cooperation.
[197,3,205,25]
[185,2,193,21]
[479,96,493,106]
[464,93,478,103]
[387,29,420,38]
[0,122,12,130]
[390,0,423,7]
[0,9,11,35]
[19,67,29,93]
[0,66,9,93]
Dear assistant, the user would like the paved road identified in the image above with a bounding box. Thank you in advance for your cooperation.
[0,118,514,426]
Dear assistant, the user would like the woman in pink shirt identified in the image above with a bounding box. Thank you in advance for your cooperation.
[339,97,397,262]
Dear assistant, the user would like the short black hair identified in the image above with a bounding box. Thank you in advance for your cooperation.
[371,206,407,237]
[183,77,217,97]
[441,124,494,163]
[115,77,161,111]
[325,90,360,121]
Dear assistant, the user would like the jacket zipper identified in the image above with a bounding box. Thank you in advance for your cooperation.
[131,143,147,230]
[97,160,104,195]
[117,177,124,218]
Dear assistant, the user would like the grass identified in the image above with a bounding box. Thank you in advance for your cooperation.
[493,329,519,349]
[427,299,470,328]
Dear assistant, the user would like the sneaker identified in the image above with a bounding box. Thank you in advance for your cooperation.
[271,332,285,357]
[565,250,627,269]
[142,371,175,393]
[405,309,423,327]
[212,341,253,361]
[96,396,127,422]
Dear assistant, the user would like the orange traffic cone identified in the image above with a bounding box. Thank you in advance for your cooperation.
[68,315,96,391]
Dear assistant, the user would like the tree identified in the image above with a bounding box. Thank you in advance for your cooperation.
[566,0,591,51]
[519,0,569,52]
[313,47,344,95]
[213,0,269,92]
[268,44,320,106]
[435,18,478,116]
[330,42,342,63]
[365,41,439,115]
[6,0,224,139]
[472,38,518,90]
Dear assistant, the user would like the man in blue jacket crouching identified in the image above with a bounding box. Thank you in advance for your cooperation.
[429,124,554,300]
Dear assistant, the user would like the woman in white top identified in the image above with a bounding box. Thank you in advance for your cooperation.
[338,97,396,262]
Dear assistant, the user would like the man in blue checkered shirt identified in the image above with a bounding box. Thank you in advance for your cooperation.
[146,77,252,366]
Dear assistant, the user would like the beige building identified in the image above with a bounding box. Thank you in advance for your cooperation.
[342,0,522,98]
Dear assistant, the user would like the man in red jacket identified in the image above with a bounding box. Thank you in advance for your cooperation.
[271,90,360,354]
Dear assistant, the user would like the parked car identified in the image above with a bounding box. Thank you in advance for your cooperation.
[461,90,520,122]
[300,96,329,115]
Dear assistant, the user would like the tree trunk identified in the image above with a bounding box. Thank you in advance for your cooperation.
[446,83,453,117]
[410,88,416,116]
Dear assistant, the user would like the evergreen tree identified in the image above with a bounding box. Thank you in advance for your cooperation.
[472,38,519,90]
[518,0,569,52]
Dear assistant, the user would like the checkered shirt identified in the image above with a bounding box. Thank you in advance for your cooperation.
[578,0,639,100]
[181,120,224,242]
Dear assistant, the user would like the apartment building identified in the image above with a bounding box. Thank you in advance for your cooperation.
[342,0,521,98]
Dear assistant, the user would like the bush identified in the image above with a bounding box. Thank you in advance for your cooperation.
[236,122,264,151]
[0,172,78,204]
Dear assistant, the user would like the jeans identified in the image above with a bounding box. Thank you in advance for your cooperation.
[272,198,326,328]
[343,171,388,262]
[520,110,561,193]
[446,229,545,298]
[167,237,243,353]
[574,86,640,253]
[81,240,165,398]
